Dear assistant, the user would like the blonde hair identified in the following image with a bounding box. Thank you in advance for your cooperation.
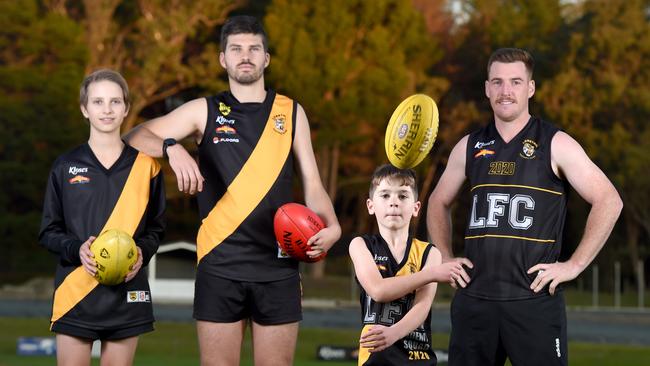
[79,69,130,109]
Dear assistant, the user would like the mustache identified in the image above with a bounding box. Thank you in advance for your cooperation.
[496,97,516,103]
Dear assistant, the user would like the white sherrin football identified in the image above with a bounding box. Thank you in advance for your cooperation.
[384,94,439,169]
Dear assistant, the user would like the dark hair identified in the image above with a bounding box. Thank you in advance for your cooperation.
[369,164,418,198]
[220,15,268,52]
[79,69,130,109]
[487,48,534,79]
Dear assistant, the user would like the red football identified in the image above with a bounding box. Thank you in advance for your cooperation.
[274,203,326,263]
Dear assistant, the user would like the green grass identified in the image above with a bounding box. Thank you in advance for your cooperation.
[302,275,648,308]
[1,317,649,365]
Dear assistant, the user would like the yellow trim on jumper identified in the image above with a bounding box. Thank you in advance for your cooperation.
[470,183,563,196]
[465,234,556,243]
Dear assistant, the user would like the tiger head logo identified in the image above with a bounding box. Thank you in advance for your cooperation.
[273,114,287,134]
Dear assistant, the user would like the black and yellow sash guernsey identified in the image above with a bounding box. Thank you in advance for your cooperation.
[50,153,159,325]
[196,94,294,263]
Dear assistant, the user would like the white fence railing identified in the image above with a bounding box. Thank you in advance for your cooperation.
[588,260,646,309]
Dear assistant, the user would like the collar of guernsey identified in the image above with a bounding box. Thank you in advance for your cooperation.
[50,153,160,325]
[196,93,294,263]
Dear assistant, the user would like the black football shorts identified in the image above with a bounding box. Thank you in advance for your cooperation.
[449,291,567,366]
[193,270,302,325]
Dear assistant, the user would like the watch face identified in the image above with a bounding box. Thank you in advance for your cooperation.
[163,138,176,157]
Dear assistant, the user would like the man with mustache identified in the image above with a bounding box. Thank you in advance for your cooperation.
[125,16,341,366]
[426,48,622,365]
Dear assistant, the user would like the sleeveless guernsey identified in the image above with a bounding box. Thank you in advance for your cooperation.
[463,117,568,300]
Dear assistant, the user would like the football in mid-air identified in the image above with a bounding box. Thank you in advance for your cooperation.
[384,94,439,168]
[91,229,138,286]
[274,203,326,263]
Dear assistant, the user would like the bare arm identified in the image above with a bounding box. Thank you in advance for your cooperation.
[426,136,473,287]
[292,104,341,257]
[123,98,207,194]
[349,237,470,303]
[426,136,468,260]
[360,249,440,353]
[529,131,623,294]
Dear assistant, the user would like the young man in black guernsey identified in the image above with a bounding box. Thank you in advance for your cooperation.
[39,69,165,365]
[426,48,623,365]
[349,164,471,365]
[125,16,341,366]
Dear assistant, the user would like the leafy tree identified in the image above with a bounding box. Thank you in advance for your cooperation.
[443,0,565,124]
[264,0,448,276]
[428,0,567,254]
[537,0,650,281]
[47,0,242,130]
[0,0,87,281]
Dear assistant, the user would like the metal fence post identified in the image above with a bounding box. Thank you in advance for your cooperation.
[614,261,620,308]
[350,261,357,303]
[592,265,599,309]
[639,260,645,309]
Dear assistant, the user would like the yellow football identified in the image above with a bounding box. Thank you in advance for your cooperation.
[384,94,439,169]
[90,229,138,286]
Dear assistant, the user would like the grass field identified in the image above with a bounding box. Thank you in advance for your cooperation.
[1,317,649,365]
[302,274,649,308]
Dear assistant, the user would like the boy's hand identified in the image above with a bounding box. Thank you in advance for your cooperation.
[79,236,97,277]
[359,325,400,353]
[437,257,473,288]
[306,225,341,259]
[125,247,144,282]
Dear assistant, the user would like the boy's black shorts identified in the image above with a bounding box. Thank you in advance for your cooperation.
[449,291,567,366]
[52,321,153,341]
[193,271,302,325]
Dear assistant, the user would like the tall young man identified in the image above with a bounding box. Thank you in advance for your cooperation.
[125,16,341,366]
[426,48,623,365]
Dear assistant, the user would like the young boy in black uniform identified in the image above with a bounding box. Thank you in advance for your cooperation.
[39,69,165,365]
[349,164,471,365]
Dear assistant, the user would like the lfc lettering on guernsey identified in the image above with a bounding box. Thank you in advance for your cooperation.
[469,193,535,230]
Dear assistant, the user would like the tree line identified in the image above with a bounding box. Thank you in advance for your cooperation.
[1,0,648,287]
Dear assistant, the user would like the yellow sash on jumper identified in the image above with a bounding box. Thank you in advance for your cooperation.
[395,239,429,277]
[196,94,294,263]
[50,153,159,325]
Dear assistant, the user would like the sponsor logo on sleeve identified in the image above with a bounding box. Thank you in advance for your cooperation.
[474,149,496,158]
[216,115,235,125]
[68,166,89,175]
[216,126,237,135]
[474,140,495,149]
[68,166,90,184]
[69,175,90,184]
[218,102,231,116]
[213,137,240,144]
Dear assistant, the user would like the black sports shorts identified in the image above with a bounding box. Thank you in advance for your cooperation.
[193,271,302,325]
[52,321,153,341]
[449,291,567,366]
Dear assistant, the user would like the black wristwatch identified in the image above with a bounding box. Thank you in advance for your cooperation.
[162,138,177,158]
